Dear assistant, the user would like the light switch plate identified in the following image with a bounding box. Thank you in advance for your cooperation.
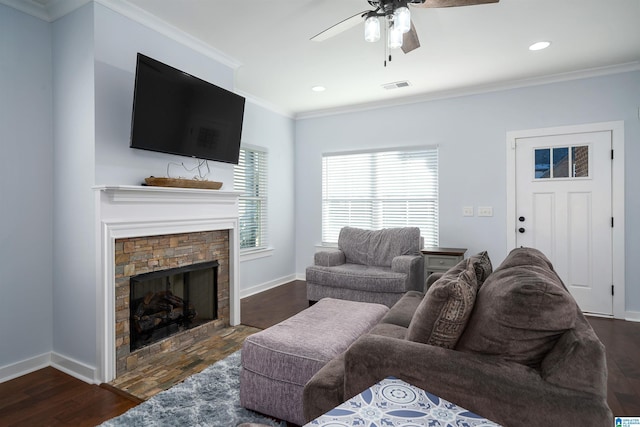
[478,206,493,217]
[463,206,474,217]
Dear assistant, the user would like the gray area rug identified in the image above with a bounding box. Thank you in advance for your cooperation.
[100,351,285,427]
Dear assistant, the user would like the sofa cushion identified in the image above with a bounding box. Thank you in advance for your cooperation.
[380,291,424,328]
[338,226,420,267]
[368,322,408,340]
[406,258,478,349]
[306,263,407,293]
[456,247,577,369]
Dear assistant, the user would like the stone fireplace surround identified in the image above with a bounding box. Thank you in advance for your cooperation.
[95,185,241,383]
[115,230,228,377]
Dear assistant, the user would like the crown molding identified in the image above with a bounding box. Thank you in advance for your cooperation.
[95,0,241,70]
[0,0,91,21]
[237,90,295,120]
[0,0,242,70]
[47,0,89,21]
[0,0,52,20]
[295,61,640,120]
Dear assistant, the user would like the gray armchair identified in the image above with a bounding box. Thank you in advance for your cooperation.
[306,227,424,307]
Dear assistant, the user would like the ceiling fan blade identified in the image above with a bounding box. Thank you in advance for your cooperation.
[310,11,369,42]
[401,22,420,54]
[413,0,498,8]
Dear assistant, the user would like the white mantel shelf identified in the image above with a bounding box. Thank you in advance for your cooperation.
[95,184,241,203]
[94,184,241,383]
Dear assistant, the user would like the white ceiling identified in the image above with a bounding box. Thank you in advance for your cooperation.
[5,0,640,117]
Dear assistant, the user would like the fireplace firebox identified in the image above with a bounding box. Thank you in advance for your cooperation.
[129,260,219,351]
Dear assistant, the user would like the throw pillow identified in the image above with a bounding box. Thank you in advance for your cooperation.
[468,250,493,285]
[406,258,478,349]
[456,247,577,369]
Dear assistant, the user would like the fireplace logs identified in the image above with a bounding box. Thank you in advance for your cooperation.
[132,290,197,334]
[129,260,218,352]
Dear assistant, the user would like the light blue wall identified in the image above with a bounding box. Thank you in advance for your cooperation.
[0,4,54,368]
[295,71,640,313]
[1,2,296,374]
[239,102,296,292]
[51,2,96,367]
[94,4,236,186]
[92,3,296,296]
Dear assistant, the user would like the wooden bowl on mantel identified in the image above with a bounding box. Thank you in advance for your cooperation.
[144,176,223,190]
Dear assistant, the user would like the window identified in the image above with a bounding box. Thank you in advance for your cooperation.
[322,147,438,245]
[534,145,590,179]
[234,147,268,251]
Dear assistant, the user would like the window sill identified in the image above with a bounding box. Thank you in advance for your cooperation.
[240,247,274,262]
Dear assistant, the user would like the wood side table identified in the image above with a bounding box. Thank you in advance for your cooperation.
[421,247,467,278]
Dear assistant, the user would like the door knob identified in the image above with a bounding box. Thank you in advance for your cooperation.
[518,227,525,233]
[519,216,525,222]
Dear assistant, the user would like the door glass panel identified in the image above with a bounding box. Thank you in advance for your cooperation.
[535,146,589,179]
[534,149,550,179]
[572,146,589,177]
[553,147,569,178]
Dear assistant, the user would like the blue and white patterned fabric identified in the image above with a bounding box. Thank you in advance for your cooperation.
[305,377,502,427]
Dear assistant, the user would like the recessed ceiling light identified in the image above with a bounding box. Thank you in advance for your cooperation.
[529,41,551,51]
[311,86,326,92]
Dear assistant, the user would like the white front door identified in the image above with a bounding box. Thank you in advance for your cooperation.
[515,131,613,315]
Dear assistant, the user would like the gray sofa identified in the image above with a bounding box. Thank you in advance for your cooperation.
[304,248,611,426]
[306,226,424,307]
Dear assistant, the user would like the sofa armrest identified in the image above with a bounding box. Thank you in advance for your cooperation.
[425,272,444,291]
[344,334,611,427]
[391,255,424,292]
[314,249,346,267]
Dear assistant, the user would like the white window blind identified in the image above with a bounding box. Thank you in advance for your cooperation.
[234,147,268,251]
[322,147,438,245]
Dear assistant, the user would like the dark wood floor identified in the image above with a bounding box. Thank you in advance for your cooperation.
[241,280,309,330]
[0,367,142,427]
[588,316,640,416]
[0,280,638,425]
[0,281,309,427]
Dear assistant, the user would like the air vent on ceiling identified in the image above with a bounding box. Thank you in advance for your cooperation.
[382,81,411,90]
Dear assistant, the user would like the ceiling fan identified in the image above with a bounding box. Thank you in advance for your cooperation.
[311,0,499,55]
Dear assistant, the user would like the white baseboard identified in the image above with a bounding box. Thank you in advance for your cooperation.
[240,274,298,299]
[296,272,306,281]
[625,311,640,322]
[51,352,97,384]
[0,353,51,384]
[0,352,97,385]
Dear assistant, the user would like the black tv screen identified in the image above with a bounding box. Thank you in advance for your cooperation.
[130,53,245,164]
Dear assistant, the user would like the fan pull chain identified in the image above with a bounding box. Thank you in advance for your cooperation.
[384,22,389,67]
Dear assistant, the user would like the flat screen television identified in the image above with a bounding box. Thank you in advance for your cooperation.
[130,53,245,164]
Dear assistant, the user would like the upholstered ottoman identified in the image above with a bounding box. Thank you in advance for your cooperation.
[239,298,388,426]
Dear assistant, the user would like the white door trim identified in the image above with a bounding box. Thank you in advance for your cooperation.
[506,121,625,319]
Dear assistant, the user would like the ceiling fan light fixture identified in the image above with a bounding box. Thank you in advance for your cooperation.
[394,6,411,34]
[364,15,381,42]
[388,24,403,49]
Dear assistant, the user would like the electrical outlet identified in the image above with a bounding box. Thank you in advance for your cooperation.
[478,206,493,217]
[463,206,474,217]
